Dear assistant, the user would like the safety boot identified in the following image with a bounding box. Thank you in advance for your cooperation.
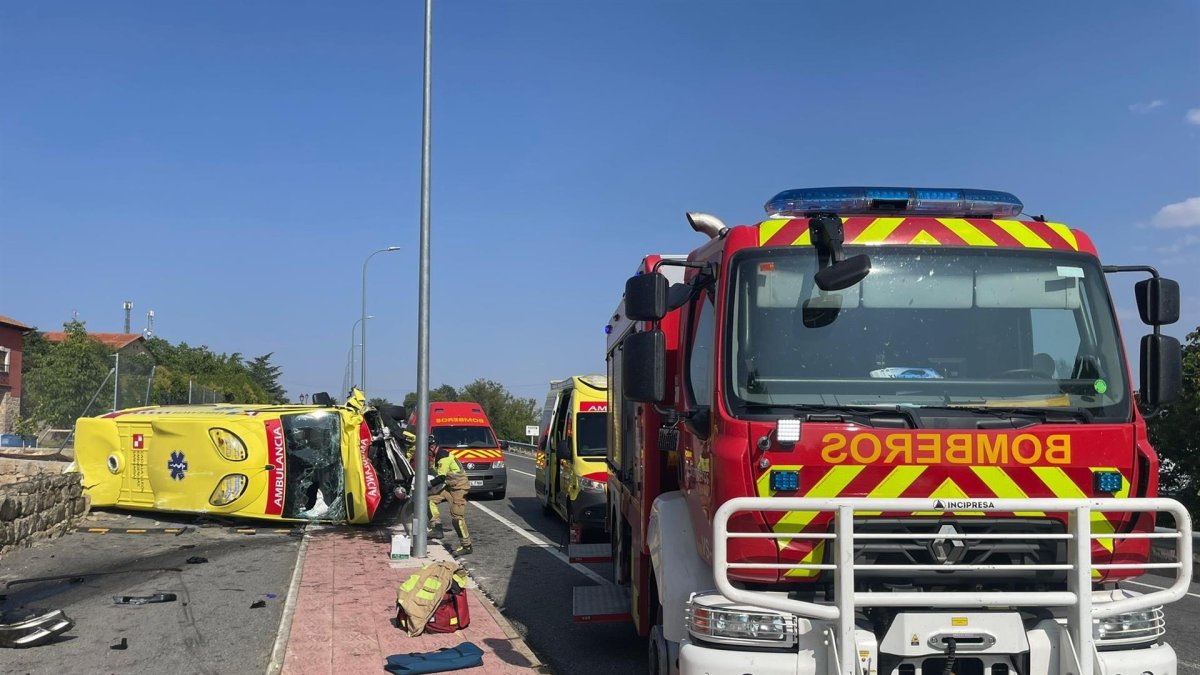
[452,544,473,557]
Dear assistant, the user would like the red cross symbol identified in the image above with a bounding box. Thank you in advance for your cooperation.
[132,434,144,449]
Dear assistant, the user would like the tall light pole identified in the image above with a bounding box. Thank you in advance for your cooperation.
[361,246,400,395]
[412,0,433,558]
[349,315,373,390]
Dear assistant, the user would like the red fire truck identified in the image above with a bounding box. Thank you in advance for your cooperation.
[587,187,1192,675]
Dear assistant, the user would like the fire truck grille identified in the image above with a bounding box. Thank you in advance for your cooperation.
[850,518,1067,583]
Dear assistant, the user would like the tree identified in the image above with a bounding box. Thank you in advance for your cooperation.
[23,320,114,428]
[402,384,458,412]
[247,353,287,403]
[368,397,394,409]
[1145,327,1200,515]
[458,379,538,441]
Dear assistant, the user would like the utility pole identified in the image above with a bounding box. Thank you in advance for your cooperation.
[412,0,434,558]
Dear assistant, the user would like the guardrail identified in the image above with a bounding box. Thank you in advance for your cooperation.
[501,440,537,457]
[1152,525,1200,575]
[713,497,1193,675]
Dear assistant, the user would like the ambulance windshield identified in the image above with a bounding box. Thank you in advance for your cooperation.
[726,247,1130,421]
[280,412,348,520]
[575,412,607,457]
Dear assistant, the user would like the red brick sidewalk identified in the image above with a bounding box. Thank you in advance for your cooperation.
[275,525,544,675]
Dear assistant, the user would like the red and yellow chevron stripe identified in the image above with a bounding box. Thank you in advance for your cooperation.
[451,448,504,461]
[757,217,1094,253]
[755,464,1129,579]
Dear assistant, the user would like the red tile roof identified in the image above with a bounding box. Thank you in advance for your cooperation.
[43,332,145,350]
[0,315,33,332]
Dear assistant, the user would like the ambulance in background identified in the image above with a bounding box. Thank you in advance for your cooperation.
[535,375,608,543]
[420,402,508,499]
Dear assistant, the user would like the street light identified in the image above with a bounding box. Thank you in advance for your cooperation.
[362,246,401,395]
[349,315,374,390]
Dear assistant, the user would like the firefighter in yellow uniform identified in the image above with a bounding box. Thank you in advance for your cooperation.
[427,436,472,556]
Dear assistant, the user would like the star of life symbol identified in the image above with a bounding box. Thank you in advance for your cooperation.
[132,434,144,449]
[168,451,188,480]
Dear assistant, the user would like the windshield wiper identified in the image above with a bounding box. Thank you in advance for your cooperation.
[918,405,1093,427]
[741,403,917,429]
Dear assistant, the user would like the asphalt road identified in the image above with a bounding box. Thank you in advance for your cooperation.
[457,451,1200,675]
[451,451,646,675]
[0,509,300,675]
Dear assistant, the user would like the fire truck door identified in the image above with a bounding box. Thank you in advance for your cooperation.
[684,290,717,506]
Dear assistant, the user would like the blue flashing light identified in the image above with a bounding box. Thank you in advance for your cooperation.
[604,325,612,334]
[769,469,800,492]
[765,186,1024,219]
[1093,471,1124,495]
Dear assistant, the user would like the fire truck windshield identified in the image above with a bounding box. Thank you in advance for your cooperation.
[726,247,1130,422]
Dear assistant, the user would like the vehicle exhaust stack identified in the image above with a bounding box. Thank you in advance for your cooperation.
[686,212,728,240]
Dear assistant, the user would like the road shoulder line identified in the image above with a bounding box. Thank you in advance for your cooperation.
[265,525,309,675]
[469,500,609,585]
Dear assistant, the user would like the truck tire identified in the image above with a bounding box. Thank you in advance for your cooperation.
[648,603,668,675]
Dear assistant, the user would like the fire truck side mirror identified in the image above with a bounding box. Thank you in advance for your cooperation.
[623,329,666,403]
[1140,333,1182,408]
[1135,277,1180,326]
[625,273,669,321]
[814,254,872,292]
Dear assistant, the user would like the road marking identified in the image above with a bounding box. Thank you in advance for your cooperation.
[1124,579,1200,600]
[267,527,309,675]
[504,451,536,461]
[469,500,608,585]
[509,468,535,477]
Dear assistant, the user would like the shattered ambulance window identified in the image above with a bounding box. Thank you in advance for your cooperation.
[280,412,348,521]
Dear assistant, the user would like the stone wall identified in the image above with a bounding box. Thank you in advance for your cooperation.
[0,458,88,559]
[0,391,18,434]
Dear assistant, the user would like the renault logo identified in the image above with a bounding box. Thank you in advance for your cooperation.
[929,523,967,565]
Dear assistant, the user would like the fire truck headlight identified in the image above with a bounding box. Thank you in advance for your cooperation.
[686,594,795,648]
[209,428,248,461]
[492,460,505,469]
[1093,606,1165,649]
[580,476,606,492]
[209,474,248,506]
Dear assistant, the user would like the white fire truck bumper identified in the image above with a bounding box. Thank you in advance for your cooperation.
[678,637,818,675]
[1095,643,1177,675]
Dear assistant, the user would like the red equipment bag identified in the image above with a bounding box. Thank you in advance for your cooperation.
[424,580,470,634]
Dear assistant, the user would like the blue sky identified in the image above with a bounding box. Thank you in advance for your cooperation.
[2,1,1198,404]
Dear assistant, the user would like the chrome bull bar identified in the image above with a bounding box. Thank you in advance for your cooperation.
[712,497,1193,675]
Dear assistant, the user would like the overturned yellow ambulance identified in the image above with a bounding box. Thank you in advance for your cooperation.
[70,390,413,524]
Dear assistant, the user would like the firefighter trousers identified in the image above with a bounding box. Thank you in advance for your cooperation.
[428,487,470,547]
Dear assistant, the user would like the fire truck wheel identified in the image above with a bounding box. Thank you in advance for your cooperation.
[648,606,668,675]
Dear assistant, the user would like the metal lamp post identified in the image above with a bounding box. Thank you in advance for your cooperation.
[349,315,373,390]
[412,0,433,558]
[361,247,400,395]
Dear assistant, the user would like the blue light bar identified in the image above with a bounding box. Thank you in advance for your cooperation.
[765,187,1023,219]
